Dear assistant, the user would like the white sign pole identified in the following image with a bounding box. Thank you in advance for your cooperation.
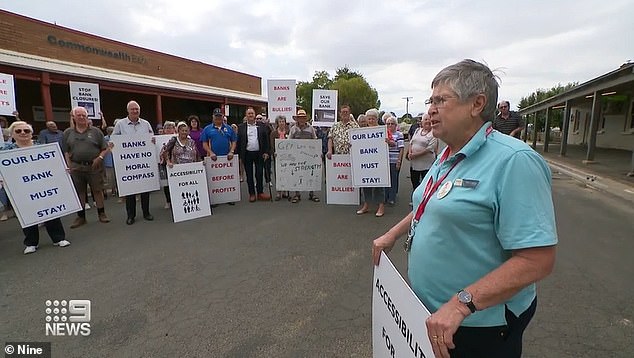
[110,134,160,196]
[312,89,338,127]
[204,155,241,204]
[267,80,297,123]
[0,144,81,228]
[373,252,434,358]
[69,81,101,120]
[326,154,359,205]
[349,126,391,187]
[0,73,17,116]
[274,139,323,191]
[167,162,211,223]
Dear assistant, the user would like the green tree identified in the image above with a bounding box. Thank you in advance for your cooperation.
[518,82,578,130]
[296,67,380,117]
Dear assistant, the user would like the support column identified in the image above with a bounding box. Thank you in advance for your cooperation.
[560,101,571,156]
[543,107,551,153]
[523,115,529,142]
[40,72,54,122]
[155,94,163,125]
[585,91,601,163]
[532,113,538,150]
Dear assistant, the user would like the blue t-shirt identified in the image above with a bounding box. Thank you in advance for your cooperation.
[408,122,557,327]
[38,129,64,147]
[103,135,114,168]
[200,123,237,156]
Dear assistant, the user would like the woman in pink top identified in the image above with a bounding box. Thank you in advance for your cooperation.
[271,115,289,201]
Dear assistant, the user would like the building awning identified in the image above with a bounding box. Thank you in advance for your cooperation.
[0,49,268,103]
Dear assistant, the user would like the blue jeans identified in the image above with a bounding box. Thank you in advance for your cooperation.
[0,187,9,208]
[385,163,400,203]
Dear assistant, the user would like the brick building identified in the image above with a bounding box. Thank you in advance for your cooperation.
[0,10,267,131]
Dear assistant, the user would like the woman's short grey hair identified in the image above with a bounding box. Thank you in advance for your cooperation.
[382,112,394,122]
[431,59,499,121]
[275,115,286,125]
[176,121,188,130]
[163,121,176,128]
[365,108,379,118]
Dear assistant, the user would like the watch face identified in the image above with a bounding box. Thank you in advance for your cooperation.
[458,290,472,303]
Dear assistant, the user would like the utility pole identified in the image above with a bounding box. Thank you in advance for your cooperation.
[402,97,413,117]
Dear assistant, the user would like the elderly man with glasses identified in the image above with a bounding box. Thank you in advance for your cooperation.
[493,101,524,139]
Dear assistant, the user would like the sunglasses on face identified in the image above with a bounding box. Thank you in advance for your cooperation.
[14,128,32,134]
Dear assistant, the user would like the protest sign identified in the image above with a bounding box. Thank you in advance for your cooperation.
[312,89,337,127]
[267,79,296,123]
[349,126,390,187]
[154,134,175,187]
[373,252,433,358]
[0,73,17,116]
[0,144,81,228]
[204,155,241,204]
[110,134,160,196]
[69,81,101,120]
[326,154,359,205]
[167,162,211,223]
[275,139,322,191]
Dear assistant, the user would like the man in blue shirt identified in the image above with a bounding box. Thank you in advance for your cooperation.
[201,108,237,161]
[38,121,64,148]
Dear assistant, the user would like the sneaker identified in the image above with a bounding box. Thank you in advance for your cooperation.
[23,246,37,254]
[84,203,91,210]
[164,203,171,209]
[98,212,110,223]
[53,240,71,247]
[70,217,87,229]
[0,213,7,221]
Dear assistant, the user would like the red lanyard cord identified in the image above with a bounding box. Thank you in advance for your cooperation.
[413,154,465,223]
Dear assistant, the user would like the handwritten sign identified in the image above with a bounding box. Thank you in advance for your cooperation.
[267,79,297,123]
[69,81,101,119]
[0,73,17,116]
[204,155,241,204]
[0,144,81,228]
[110,134,160,196]
[275,139,322,191]
[326,154,359,205]
[167,162,211,223]
[312,89,338,127]
[373,252,433,358]
[349,126,390,187]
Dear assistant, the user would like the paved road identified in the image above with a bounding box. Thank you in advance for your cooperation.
[1,168,633,357]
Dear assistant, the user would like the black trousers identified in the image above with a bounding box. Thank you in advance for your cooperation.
[244,151,264,195]
[125,192,150,219]
[450,298,537,358]
[23,218,65,247]
[410,168,429,190]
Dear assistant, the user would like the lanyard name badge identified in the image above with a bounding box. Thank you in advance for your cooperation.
[404,125,492,252]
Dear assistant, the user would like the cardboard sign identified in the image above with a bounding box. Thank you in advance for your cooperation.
[349,126,390,187]
[0,144,81,227]
[204,155,241,204]
[326,154,359,205]
[0,73,17,116]
[373,252,433,358]
[312,89,338,127]
[267,79,297,123]
[274,139,322,191]
[69,81,101,119]
[110,134,160,196]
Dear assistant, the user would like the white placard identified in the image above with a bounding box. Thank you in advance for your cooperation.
[204,155,241,204]
[373,252,433,358]
[349,126,390,187]
[0,144,81,228]
[326,154,359,205]
[275,139,322,191]
[312,89,338,127]
[154,134,175,187]
[110,134,160,196]
[167,162,211,223]
[69,81,101,119]
[0,73,17,116]
[267,79,296,123]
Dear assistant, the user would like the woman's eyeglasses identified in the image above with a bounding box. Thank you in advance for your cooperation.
[14,128,32,134]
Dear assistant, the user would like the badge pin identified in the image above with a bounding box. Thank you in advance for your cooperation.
[454,178,463,187]
[437,181,453,199]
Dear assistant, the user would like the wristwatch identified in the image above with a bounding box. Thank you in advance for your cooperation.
[457,290,477,313]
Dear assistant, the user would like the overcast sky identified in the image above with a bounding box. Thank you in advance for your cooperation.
[3,0,633,116]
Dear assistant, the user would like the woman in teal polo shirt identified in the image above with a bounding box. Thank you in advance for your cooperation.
[372,59,557,358]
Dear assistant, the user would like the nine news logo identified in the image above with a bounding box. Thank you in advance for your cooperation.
[44,299,91,336]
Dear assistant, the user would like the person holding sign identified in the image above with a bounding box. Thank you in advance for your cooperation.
[112,100,155,225]
[270,115,289,201]
[288,109,320,203]
[372,60,557,358]
[1,121,70,254]
[356,109,386,217]
[326,105,359,159]
[63,107,111,228]
[237,107,270,202]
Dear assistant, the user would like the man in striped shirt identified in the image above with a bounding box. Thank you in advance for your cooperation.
[493,101,524,139]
